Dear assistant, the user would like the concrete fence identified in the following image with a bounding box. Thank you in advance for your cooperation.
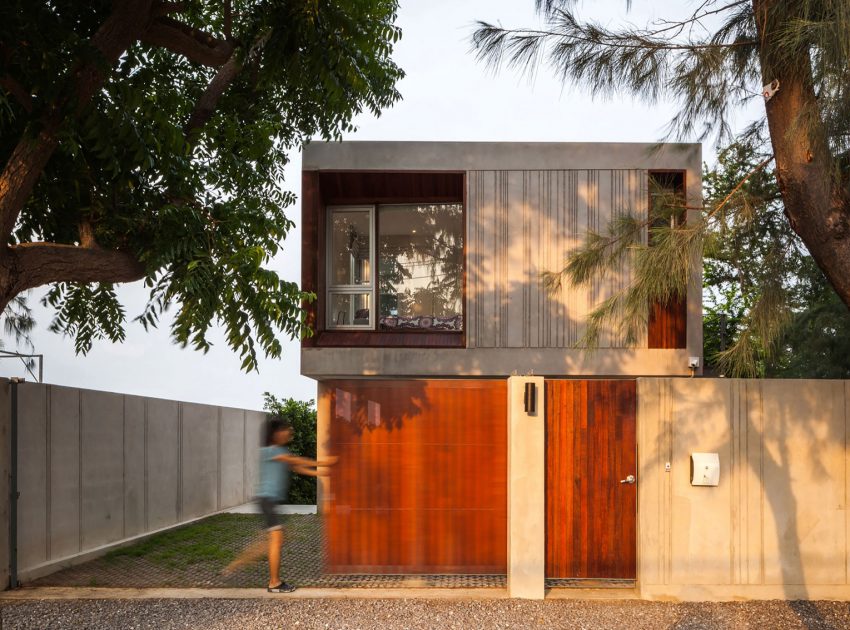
[0,378,266,586]
[4,375,849,600]
[639,378,850,601]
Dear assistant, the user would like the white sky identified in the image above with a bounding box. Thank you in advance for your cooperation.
[0,1,762,410]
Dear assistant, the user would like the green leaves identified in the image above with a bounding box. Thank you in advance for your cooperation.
[2,1,403,371]
[262,393,317,504]
[43,283,127,354]
[132,193,316,371]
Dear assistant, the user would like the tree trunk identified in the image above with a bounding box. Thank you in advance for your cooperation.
[754,0,850,310]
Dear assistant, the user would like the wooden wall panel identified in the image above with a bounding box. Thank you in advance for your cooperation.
[647,297,687,349]
[319,171,464,205]
[325,379,507,574]
[647,171,687,349]
[301,170,321,345]
[546,379,637,579]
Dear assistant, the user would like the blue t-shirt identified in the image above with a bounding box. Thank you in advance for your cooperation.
[257,445,291,501]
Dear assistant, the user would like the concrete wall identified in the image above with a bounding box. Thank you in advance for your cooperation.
[638,378,850,600]
[302,141,702,379]
[5,379,265,582]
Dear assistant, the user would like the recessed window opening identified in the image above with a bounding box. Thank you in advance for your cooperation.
[326,203,463,331]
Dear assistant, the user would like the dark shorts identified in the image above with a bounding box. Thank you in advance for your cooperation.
[257,497,283,531]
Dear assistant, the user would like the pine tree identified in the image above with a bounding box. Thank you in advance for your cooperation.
[472,0,850,375]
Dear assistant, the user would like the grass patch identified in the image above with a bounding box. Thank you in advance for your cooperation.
[106,514,262,568]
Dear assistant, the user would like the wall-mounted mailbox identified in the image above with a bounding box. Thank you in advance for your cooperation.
[690,452,720,486]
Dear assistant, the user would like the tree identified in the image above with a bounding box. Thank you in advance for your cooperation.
[0,1,403,370]
[769,259,850,378]
[701,142,850,377]
[262,393,317,505]
[471,1,850,324]
[700,141,797,375]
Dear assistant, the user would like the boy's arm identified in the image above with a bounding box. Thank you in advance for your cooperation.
[274,454,338,467]
[291,465,331,477]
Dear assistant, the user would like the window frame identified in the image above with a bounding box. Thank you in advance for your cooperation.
[324,201,465,334]
[325,205,376,330]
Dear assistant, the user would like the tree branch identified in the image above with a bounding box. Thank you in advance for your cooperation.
[0,0,155,244]
[152,1,188,17]
[184,54,242,140]
[9,243,145,292]
[0,75,33,113]
[141,16,234,67]
[224,0,233,40]
[183,32,267,142]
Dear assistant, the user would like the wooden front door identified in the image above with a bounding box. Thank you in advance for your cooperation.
[545,379,637,579]
[324,379,507,574]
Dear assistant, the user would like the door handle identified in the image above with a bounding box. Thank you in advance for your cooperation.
[620,474,636,484]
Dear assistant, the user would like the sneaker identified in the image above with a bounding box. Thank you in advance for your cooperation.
[267,581,296,593]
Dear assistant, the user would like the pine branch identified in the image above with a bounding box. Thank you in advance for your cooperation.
[707,154,775,218]
[651,1,750,39]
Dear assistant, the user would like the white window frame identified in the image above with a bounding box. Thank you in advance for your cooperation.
[326,205,375,329]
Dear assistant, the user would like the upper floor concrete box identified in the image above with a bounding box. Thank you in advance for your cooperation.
[300,141,702,379]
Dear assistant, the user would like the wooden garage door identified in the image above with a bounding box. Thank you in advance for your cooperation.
[545,379,637,579]
[324,379,507,574]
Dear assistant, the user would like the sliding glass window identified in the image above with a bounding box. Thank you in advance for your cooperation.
[326,203,463,332]
[327,207,373,328]
[378,203,463,331]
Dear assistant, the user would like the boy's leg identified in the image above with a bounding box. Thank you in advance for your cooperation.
[222,537,267,575]
[267,528,284,587]
[223,498,278,577]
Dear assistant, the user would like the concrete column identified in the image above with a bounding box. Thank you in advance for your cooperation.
[507,376,545,599]
[315,382,331,515]
[0,379,10,589]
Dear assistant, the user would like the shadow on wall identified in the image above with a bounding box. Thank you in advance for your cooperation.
[466,168,663,353]
[639,378,847,619]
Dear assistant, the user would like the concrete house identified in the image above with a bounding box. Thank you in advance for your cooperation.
[300,141,850,601]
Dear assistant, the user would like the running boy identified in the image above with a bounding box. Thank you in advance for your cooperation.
[224,414,336,592]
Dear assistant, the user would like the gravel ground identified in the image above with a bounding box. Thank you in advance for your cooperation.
[2,598,850,630]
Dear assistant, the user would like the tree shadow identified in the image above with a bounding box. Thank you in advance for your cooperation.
[640,378,846,628]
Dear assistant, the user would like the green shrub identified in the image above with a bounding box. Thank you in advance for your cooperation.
[262,394,317,505]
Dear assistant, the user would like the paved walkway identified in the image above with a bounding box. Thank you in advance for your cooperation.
[29,513,505,590]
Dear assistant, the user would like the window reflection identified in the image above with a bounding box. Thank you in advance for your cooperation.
[335,389,352,422]
[330,210,371,286]
[378,204,463,331]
